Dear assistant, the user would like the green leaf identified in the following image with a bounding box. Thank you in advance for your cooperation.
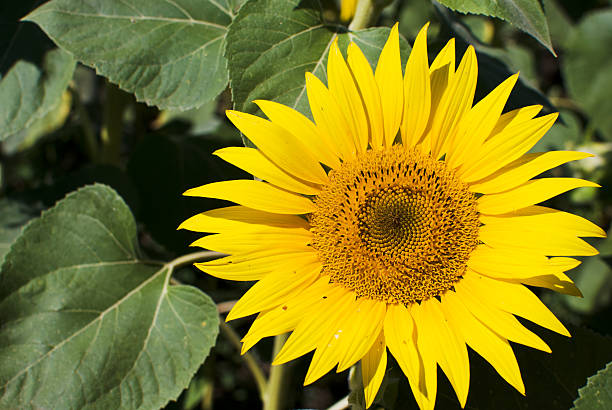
[574,361,612,409]
[226,0,411,117]
[26,0,237,111]
[436,0,555,55]
[562,9,612,140]
[0,184,219,409]
[0,1,75,140]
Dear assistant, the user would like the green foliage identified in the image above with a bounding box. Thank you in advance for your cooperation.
[0,1,75,140]
[574,361,612,409]
[436,0,555,54]
[562,9,612,140]
[0,185,219,408]
[226,0,411,117]
[26,0,238,110]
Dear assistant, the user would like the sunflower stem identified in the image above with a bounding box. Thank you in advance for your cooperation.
[348,0,392,31]
[219,320,268,400]
[264,333,290,410]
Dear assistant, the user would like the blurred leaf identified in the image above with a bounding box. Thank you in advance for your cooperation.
[562,9,612,140]
[435,0,555,55]
[531,109,582,152]
[434,3,554,112]
[127,134,247,253]
[226,0,411,117]
[3,89,72,155]
[361,325,612,409]
[573,361,612,409]
[566,256,612,314]
[0,184,219,408]
[0,1,75,140]
[26,0,236,110]
[542,0,575,47]
[0,199,40,265]
[154,99,221,136]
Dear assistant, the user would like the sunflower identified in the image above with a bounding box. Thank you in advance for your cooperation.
[180,23,604,409]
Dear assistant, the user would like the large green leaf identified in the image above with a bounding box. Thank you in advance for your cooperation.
[0,184,219,409]
[562,9,612,140]
[574,361,612,409]
[226,0,411,117]
[0,1,75,140]
[436,0,555,55]
[26,0,239,111]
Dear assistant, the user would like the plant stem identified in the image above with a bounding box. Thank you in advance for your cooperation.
[348,0,392,31]
[70,85,98,162]
[264,333,290,410]
[100,82,128,166]
[166,250,224,271]
[219,320,268,400]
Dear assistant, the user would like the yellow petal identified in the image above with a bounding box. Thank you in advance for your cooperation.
[468,245,571,278]
[214,147,322,195]
[460,113,558,182]
[362,330,387,408]
[347,42,384,150]
[178,206,310,233]
[447,73,518,169]
[401,23,431,149]
[226,110,328,184]
[441,292,525,395]
[336,299,387,372]
[478,178,600,215]
[467,246,583,296]
[454,279,551,352]
[488,105,542,139]
[470,151,593,194]
[184,180,315,215]
[375,23,404,147]
[255,99,341,169]
[417,299,470,407]
[479,223,598,256]
[480,205,606,238]
[226,262,320,321]
[520,270,582,297]
[461,272,570,337]
[428,46,478,160]
[303,297,383,385]
[384,303,436,410]
[426,38,455,153]
[241,277,333,352]
[328,39,369,153]
[190,230,312,254]
[273,286,352,366]
[195,249,319,281]
[306,72,357,160]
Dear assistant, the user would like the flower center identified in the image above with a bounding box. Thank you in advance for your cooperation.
[310,146,480,304]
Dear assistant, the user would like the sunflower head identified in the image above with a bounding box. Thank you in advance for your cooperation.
[181,23,603,410]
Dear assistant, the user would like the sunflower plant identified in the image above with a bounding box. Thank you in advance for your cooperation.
[1,1,612,409]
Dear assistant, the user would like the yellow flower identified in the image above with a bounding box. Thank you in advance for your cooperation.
[181,23,604,409]
[341,0,358,22]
